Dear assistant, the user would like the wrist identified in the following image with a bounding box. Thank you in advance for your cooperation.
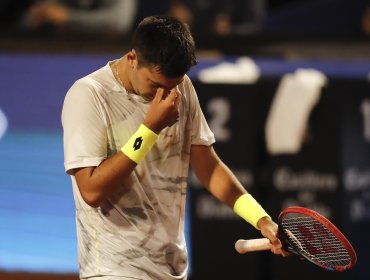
[143,120,161,134]
[121,124,158,164]
[256,216,272,230]
[233,193,271,229]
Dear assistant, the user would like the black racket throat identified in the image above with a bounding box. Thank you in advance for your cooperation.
[277,227,300,254]
[278,228,310,261]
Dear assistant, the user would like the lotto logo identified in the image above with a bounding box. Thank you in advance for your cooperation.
[133,136,143,151]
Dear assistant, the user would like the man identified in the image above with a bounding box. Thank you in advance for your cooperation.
[62,15,285,280]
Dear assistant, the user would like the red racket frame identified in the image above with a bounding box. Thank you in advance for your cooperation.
[278,206,357,271]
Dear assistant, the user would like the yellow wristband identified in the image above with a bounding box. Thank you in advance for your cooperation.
[233,193,271,229]
[121,124,158,164]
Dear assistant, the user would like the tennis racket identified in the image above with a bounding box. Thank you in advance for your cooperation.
[235,206,357,272]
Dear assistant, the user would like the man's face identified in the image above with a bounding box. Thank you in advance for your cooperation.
[128,51,184,101]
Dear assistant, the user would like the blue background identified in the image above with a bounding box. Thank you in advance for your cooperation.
[0,53,113,273]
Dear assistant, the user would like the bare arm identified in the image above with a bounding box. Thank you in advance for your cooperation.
[190,145,246,208]
[74,88,180,208]
[73,152,135,208]
[190,145,286,256]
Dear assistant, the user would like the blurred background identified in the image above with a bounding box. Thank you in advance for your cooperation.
[0,0,369,279]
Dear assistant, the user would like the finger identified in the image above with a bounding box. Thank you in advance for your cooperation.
[271,237,282,247]
[270,241,282,252]
[277,248,289,257]
[282,249,291,257]
[166,89,178,102]
[264,230,279,245]
[271,239,290,257]
[153,88,165,103]
[269,243,286,257]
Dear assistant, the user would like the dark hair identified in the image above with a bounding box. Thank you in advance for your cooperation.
[130,15,197,78]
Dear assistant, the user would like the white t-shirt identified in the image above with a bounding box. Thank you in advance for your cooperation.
[62,61,215,280]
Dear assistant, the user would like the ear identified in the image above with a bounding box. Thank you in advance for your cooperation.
[127,49,138,68]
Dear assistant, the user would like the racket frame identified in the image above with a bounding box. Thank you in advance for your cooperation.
[278,206,357,272]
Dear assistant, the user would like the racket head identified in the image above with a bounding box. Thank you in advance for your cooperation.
[277,206,357,272]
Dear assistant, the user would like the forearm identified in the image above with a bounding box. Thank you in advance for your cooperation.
[191,145,246,207]
[74,151,136,207]
[205,159,247,208]
[75,124,158,207]
[208,164,271,229]
[191,145,270,229]
[199,151,283,252]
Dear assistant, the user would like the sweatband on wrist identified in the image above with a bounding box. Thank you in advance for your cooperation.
[233,193,271,229]
[121,124,158,164]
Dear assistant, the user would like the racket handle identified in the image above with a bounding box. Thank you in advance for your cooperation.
[235,238,270,254]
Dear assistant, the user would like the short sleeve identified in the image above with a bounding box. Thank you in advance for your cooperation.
[181,76,216,146]
[62,78,108,174]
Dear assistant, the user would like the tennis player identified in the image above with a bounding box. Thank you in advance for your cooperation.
[62,15,285,280]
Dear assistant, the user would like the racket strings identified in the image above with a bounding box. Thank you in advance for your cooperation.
[281,215,352,269]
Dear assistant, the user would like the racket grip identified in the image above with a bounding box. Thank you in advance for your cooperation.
[235,238,270,254]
